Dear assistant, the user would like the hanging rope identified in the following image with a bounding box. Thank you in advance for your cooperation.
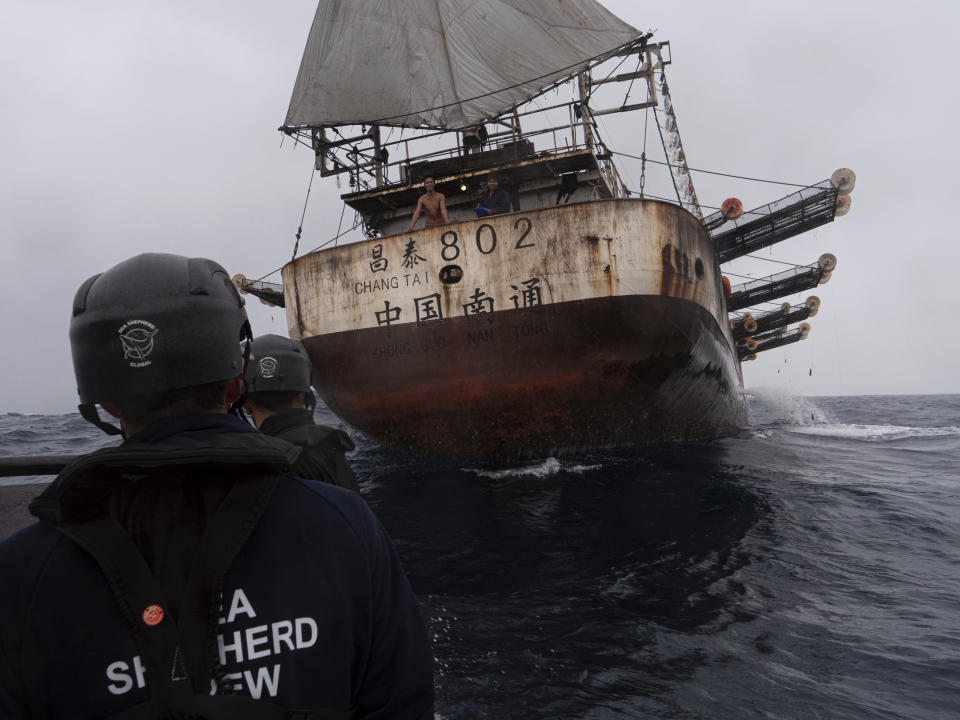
[639,106,649,197]
[291,166,316,261]
[333,203,346,248]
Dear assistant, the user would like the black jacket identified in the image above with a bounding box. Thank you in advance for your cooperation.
[259,409,360,493]
[478,188,511,215]
[0,414,433,719]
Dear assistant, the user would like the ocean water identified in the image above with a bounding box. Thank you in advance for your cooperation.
[2,392,959,719]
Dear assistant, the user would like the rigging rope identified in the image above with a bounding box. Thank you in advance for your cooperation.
[620,187,770,218]
[583,51,632,106]
[252,220,362,284]
[613,151,811,188]
[291,166,316,261]
[333,203,346,248]
[622,51,644,106]
[623,188,708,209]
[743,254,806,268]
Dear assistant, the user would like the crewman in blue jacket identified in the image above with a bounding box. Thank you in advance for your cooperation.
[474,174,511,216]
[0,253,433,719]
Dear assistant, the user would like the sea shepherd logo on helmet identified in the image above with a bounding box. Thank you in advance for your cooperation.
[118,320,159,368]
[258,356,279,379]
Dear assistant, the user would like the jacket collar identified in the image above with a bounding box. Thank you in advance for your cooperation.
[124,413,256,443]
[258,408,314,437]
[30,413,301,525]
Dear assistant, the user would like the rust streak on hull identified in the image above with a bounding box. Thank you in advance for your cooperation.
[302,295,745,458]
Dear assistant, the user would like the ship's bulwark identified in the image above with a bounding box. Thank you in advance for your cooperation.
[286,199,747,458]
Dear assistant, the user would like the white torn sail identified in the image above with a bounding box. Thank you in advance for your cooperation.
[284,0,640,130]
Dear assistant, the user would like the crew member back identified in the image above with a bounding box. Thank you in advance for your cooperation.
[259,407,361,492]
[242,334,361,493]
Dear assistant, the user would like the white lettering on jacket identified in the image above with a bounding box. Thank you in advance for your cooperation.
[219,588,256,624]
[106,655,146,695]
[105,588,318,700]
[245,665,281,699]
[217,617,319,665]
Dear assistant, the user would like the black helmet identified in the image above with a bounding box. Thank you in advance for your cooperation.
[244,334,313,394]
[70,253,250,432]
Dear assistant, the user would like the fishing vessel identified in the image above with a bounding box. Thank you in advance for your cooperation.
[236,0,855,458]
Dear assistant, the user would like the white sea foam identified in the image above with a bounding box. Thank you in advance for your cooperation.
[782,423,960,441]
[747,386,830,425]
[745,387,960,442]
[466,456,601,479]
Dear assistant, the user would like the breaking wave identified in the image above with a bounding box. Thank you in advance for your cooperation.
[782,423,960,441]
[465,456,602,479]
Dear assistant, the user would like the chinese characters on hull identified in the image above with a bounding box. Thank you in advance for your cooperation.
[375,300,401,336]
[462,288,494,322]
[363,219,544,328]
[509,278,542,310]
[378,278,541,328]
[414,293,443,326]
[370,244,388,273]
[401,239,426,269]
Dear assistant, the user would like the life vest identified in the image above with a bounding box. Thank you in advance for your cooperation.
[54,474,355,720]
[29,423,355,720]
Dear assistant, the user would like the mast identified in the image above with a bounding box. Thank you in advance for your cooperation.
[577,72,596,153]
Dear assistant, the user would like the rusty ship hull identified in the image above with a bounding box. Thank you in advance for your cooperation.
[282,198,747,458]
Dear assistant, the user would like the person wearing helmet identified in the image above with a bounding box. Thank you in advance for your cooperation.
[0,253,433,719]
[243,334,360,493]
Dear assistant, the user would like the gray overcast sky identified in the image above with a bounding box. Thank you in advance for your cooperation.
[2,0,957,415]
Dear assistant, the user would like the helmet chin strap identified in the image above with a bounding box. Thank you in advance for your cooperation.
[230,321,254,425]
[79,403,123,436]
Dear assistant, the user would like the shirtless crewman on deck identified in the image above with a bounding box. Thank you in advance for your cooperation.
[407,176,449,231]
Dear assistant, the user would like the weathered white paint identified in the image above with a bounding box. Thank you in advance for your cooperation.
[283,198,727,341]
